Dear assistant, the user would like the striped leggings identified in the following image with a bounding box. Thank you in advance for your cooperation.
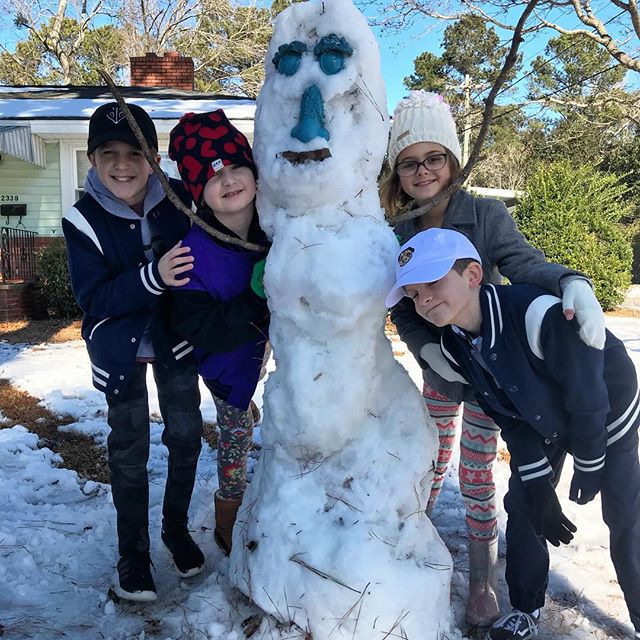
[423,382,499,541]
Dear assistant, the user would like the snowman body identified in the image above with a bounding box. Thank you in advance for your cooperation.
[230,1,453,637]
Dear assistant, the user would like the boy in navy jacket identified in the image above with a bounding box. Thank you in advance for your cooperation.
[385,228,640,640]
[62,102,204,602]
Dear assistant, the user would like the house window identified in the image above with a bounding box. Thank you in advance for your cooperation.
[75,150,92,200]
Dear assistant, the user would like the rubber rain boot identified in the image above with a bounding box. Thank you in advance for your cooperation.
[466,535,500,629]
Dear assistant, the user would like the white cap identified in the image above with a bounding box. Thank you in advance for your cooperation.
[388,91,462,168]
[385,228,481,308]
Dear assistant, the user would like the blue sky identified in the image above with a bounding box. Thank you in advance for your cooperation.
[1,3,633,116]
[373,3,638,114]
[375,22,436,113]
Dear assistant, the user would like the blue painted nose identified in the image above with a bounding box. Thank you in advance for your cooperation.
[291,84,330,143]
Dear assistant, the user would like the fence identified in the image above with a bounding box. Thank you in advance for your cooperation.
[1,226,38,283]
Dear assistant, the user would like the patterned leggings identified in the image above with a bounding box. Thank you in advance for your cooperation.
[423,382,499,541]
[211,395,254,500]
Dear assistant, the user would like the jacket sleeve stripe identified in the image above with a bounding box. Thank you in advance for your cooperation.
[607,390,640,446]
[91,362,110,379]
[140,264,164,295]
[172,340,189,353]
[92,374,107,387]
[147,262,164,292]
[573,453,606,472]
[573,453,606,465]
[524,295,562,359]
[518,457,553,481]
[518,456,550,472]
[63,207,104,254]
[174,345,194,360]
[574,460,606,472]
[607,386,639,432]
[520,465,553,482]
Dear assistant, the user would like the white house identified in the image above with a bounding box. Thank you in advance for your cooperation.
[0,53,256,319]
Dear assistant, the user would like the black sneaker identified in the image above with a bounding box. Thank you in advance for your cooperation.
[161,528,204,578]
[488,609,539,640]
[112,552,157,602]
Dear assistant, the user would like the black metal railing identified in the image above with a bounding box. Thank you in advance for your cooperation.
[1,226,38,283]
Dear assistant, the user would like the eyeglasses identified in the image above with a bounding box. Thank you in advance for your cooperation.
[396,152,448,177]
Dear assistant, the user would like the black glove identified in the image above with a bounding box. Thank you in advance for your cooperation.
[528,479,577,547]
[569,468,602,505]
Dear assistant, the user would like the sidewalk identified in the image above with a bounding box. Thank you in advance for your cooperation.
[619,285,640,313]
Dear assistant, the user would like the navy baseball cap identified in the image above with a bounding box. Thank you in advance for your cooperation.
[87,102,158,155]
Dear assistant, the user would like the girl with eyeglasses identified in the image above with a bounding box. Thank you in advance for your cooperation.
[380,90,606,634]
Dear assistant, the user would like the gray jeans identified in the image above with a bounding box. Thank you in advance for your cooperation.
[106,359,202,556]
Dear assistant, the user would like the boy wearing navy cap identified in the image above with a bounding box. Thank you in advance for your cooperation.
[386,228,640,640]
[63,101,205,602]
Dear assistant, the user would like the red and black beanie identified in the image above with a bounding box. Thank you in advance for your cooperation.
[168,109,257,204]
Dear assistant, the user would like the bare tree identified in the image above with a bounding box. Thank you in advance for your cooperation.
[3,0,105,83]
[373,0,640,74]
[175,0,273,97]
[109,0,199,58]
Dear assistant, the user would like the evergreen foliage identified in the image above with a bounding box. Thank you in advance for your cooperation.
[36,241,81,319]
[514,162,633,310]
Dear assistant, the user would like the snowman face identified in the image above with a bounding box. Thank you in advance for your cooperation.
[253,0,388,210]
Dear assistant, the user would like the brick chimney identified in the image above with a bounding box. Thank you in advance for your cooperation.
[129,52,194,91]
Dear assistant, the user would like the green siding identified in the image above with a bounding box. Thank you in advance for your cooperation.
[0,143,62,237]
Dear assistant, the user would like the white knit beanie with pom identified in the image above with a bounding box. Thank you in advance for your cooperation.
[388,91,462,168]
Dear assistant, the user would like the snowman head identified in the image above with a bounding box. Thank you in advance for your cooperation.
[254,0,389,211]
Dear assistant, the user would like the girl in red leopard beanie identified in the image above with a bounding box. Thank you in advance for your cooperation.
[169,110,269,557]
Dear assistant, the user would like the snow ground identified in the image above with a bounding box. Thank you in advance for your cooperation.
[0,315,638,640]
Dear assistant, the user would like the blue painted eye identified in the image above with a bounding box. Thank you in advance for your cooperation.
[318,51,345,75]
[313,34,353,76]
[277,51,301,76]
[273,41,307,76]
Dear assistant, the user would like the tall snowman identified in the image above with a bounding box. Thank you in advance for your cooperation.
[229,0,454,637]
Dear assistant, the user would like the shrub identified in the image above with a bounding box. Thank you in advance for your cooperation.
[36,240,81,318]
[514,161,633,310]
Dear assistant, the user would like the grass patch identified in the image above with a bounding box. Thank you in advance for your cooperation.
[0,319,82,345]
[0,379,109,484]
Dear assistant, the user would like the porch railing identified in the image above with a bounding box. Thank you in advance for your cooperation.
[1,226,38,283]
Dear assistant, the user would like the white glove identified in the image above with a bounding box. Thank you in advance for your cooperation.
[561,279,606,350]
[420,343,468,384]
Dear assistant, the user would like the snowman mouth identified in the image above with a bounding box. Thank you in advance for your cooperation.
[280,149,332,165]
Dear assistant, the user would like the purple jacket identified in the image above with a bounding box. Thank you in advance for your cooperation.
[172,212,269,410]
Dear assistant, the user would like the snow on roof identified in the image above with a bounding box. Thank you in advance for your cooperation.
[0,85,256,120]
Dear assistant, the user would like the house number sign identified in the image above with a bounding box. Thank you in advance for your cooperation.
[0,195,20,202]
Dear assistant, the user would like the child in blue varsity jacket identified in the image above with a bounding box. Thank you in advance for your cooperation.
[168,110,270,557]
[62,102,205,603]
[385,228,640,640]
